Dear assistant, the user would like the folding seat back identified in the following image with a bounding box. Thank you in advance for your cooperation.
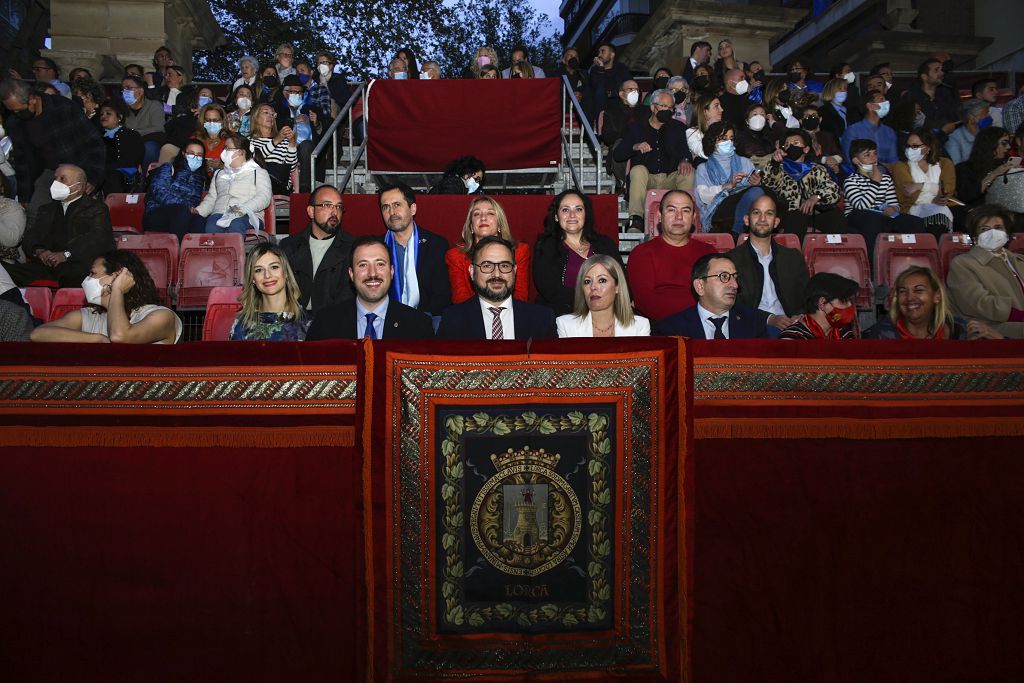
[691,232,735,253]
[115,233,179,306]
[49,288,86,321]
[644,189,668,235]
[736,233,802,252]
[21,287,53,322]
[803,233,872,308]
[177,233,244,309]
[874,233,940,291]
[1009,233,1024,255]
[939,233,972,280]
[104,193,146,233]
[202,286,243,341]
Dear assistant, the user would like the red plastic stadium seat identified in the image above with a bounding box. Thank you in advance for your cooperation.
[176,233,244,310]
[49,288,86,321]
[202,286,243,341]
[115,233,179,306]
[691,232,735,253]
[104,193,146,234]
[939,233,973,281]
[803,233,872,308]
[644,189,668,235]
[1010,233,1024,255]
[21,287,53,322]
[736,233,802,252]
[873,233,940,290]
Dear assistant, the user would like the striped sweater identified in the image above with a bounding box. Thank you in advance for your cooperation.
[841,171,899,215]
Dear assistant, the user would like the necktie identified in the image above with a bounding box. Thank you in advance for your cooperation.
[364,312,378,340]
[489,306,504,340]
[710,316,726,340]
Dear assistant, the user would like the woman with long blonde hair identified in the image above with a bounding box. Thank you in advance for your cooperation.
[556,254,650,337]
[444,195,531,303]
[230,243,309,340]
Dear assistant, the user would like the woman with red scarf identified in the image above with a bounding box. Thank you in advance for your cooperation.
[779,272,860,339]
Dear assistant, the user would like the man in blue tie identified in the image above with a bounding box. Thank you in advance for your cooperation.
[305,235,434,341]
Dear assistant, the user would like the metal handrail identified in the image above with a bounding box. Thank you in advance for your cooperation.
[561,75,603,194]
[311,82,366,193]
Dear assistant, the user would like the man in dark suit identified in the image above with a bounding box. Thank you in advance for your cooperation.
[378,181,451,318]
[681,41,712,87]
[306,235,434,341]
[279,184,354,314]
[655,252,768,339]
[437,236,557,340]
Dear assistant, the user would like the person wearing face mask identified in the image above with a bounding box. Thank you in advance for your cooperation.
[0,78,104,231]
[785,58,823,96]
[761,79,801,146]
[760,130,843,240]
[947,204,1024,338]
[4,163,113,287]
[735,104,774,168]
[690,65,716,97]
[779,272,860,340]
[587,41,631,123]
[465,46,500,79]
[557,48,590,117]
[430,155,486,196]
[682,41,711,88]
[420,61,441,80]
[643,68,673,106]
[840,91,898,165]
[191,134,272,236]
[665,76,691,126]
[120,74,166,169]
[273,74,331,192]
[30,249,181,343]
[194,101,229,171]
[388,58,409,80]
[945,99,992,165]
[226,85,255,137]
[820,77,861,140]
[799,104,843,174]
[719,68,753,126]
[602,80,643,189]
[693,121,764,233]
[259,65,281,103]
[891,128,957,234]
[828,63,863,115]
[142,140,208,238]
[98,100,145,193]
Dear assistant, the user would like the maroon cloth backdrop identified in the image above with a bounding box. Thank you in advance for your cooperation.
[366,79,562,172]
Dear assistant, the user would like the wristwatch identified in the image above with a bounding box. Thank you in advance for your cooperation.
[63,250,71,259]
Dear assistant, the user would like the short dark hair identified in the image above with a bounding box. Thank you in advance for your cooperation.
[784,129,813,150]
[849,138,878,158]
[511,45,529,60]
[378,181,416,207]
[470,235,515,263]
[596,41,616,55]
[966,204,1015,240]
[869,62,890,76]
[34,56,59,75]
[349,235,391,266]
[702,120,736,157]
[122,74,146,89]
[690,41,711,56]
[691,252,734,282]
[123,63,145,75]
[309,184,342,207]
[659,189,694,214]
[972,78,998,97]
[802,273,859,314]
[917,58,941,78]
[445,155,486,178]
[99,98,129,122]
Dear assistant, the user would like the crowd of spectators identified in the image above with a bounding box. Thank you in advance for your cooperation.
[0,38,1022,343]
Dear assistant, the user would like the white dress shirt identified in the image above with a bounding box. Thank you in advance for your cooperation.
[478,295,515,340]
[754,246,785,316]
[697,303,730,339]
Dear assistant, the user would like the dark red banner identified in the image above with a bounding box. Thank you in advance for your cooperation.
[366,79,562,172]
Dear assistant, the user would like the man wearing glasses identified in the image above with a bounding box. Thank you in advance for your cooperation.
[437,236,556,340]
[655,253,768,339]
[280,185,355,312]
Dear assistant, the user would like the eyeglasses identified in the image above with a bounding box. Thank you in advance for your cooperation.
[313,202,345,212]
[474,261,514,273]
[698,271,738,284]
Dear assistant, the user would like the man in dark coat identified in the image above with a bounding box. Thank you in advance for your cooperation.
[279,185,354,313]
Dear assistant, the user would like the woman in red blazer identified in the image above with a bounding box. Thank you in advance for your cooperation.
[444,196,531,303]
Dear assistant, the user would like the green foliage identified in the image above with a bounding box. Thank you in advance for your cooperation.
[193,0,562,82]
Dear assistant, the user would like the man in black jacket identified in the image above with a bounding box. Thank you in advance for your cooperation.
[615,89,694,231]
[5,164,113,287]
[726,194,809,336]
[272,75,332,192]
[279,185,355,313]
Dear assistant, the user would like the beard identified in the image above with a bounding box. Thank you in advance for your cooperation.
[475,277,513,303]
[315,215,339,235]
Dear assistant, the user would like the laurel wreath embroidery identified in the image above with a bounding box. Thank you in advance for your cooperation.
[440,410,612,628]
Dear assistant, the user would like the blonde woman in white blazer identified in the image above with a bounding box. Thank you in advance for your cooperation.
[556,254,651,338]
[193,133,272,235]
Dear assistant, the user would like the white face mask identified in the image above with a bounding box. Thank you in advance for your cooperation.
[235,97,251,111]
[733,79,749,95]
[50,180,78,201]
[421,71,432,80]
[393,71,407,80]
[220,149,238,167]
[747,114,766,131]
[625,91,639,106]
[905,147,924,162]
[843,72,856,84]
[977,228,1008,251]
[81,275,106,305]
[317,63,331,76]
[857,162,874,173]
[777,105,792,120]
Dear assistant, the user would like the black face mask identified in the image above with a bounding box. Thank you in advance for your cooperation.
[511,73,521,79]
[673,90,686,105]
[567,57,579,70]
[802,116,819,131]
[262,76,279,89]
[788,71,803,84]
[693,75,710,91]
[653,76,669,90]
[777,89,791,105]
[15,108,34,121]
[655,109,674,124]
[785,144,804,160]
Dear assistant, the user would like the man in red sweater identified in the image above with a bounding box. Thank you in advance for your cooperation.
[627,190,717,321]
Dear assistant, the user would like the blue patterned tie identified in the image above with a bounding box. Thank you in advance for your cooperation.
[365,312,378,340]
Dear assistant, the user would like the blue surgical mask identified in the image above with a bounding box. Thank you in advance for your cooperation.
[198,95,213,107]
[185,154,203,172]
[715,140,735,156]
[121,89,136,105]
[287,93,303,108]
[834,91,848,104]
[876,101,890,118]
[464,176,480,193]
[977,115,994,130]
[204,121,222,135]
[297,73,310,86]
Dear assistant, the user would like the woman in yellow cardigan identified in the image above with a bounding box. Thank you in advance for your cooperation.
[890,129,957,233]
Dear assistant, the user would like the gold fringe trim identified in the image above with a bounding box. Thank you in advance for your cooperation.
[0,425,354,448]
[695,417,1024,440]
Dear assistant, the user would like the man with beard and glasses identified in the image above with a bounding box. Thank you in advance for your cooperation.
[437,236,556,340]
[279,185,355,312]
[305,236,434,340]
[726,194,808,336]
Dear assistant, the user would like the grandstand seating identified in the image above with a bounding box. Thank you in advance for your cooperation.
[21,287,53,323]
[49,288,86,321]
[116,233,180,307]
[644,189,667,235]
[201,287,243,341]
[1010,233,1024,255]
[105,193,146,233]
[691,232,735,253]
[737,233,802,251]
[939,233,973,280]
[873,233,940,291]
[176,233,244,310]
[802,233,872,308]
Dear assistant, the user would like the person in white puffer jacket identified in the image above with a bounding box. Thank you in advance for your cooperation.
[193,133,272,235]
